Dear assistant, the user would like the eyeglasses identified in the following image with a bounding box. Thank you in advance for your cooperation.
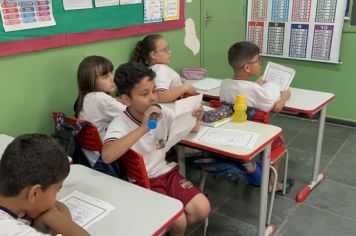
[239,57,263,69]
[156,46,171,54]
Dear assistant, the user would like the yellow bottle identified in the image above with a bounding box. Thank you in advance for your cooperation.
[232,95,247,122]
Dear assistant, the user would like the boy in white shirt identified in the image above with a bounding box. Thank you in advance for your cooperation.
[220,41,294,192]
[220,41,291,112]
[102,62,210,236]
[0,134,88,236]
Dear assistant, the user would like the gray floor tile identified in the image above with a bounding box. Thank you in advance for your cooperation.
[279,204,356,236]
[305,180,356,220]
[188,212,257,236]
[335,133,356,163]
[326,159,356,189]
[303,122,356,141]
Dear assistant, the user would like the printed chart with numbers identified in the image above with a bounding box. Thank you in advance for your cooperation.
[246,0,347,63]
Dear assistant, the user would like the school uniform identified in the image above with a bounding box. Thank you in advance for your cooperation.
[0,207,49,236]
[219,79,277,112]
[150,64,182,91]
[104,106,201,206]
[79,92,125,166]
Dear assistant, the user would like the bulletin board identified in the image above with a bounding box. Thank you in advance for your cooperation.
[246,0,347,64]
[0,0,184,56]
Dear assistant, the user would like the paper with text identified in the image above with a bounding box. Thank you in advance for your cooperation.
[120,0,141,4]
[262,62,295,99]
[60,191,115,229]
[194,127,259,149]
[163,0,179,21]
[164,94,203,150]
[144,0,162,23]
[63,0,93,10]
[95,0,119,7]
[192,78,222,91]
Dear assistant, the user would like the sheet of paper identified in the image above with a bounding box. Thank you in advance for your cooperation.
[95,0,119,7]
[60,191,115,229]
[0,0,56,32]
[144,0,162,23]
[193,127,260,149]
[192,78,222,91]
[164,94,203,150]
[120,0,141,4]
[262,62,295,91]
[163,0,179,21]
[184,18,200,55]
[63,0,93,10]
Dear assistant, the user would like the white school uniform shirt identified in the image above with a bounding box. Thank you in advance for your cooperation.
[104,106,177,178]
[0,209,50,236]
[79,92,126,166]
[150,64,182,90]
[219,79,277,112]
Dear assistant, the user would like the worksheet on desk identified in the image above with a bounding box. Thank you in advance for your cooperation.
[60,191,115,229]
[194,126,260,149]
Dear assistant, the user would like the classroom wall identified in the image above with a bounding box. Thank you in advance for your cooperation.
[1,1,355,137]
[0,2,201,137]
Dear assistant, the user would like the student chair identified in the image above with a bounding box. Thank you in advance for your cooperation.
[120,149,151,189]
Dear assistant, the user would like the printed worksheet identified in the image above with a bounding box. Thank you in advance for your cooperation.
[194,127,260,150]
[60,191,115,229]
[144,0,162,23]
[0,0,56,32]
[63,0,93,10]
[120,0,141,4]
[262,62,295,99]
[163,0,179,21]
[95,0,119,7]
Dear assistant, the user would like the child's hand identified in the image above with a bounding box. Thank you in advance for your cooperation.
[182,83,198,95]
[255,76,266,86]
[273,89,291,112]
[192,105,204,120]
[142,105,162,128]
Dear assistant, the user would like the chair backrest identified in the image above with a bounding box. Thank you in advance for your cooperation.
[120,149,150,189]
[51,112,103,152]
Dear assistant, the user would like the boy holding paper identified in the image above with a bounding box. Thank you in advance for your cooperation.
[219,41,294,193]
[101,62,210,236]
[220,41,291,112]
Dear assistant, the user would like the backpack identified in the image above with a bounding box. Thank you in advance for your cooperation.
[51,112,91,166]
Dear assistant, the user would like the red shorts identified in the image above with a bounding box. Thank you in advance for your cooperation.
[149,165,202,206]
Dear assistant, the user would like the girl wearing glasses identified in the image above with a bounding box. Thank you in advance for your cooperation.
[130,34,197,102]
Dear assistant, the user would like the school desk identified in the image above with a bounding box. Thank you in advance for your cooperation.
[187,79,335,202]
[0,134,14,158]
[58,164,183,236]
[177,121,282,236]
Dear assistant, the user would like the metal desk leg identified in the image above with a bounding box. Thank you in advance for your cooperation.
[296,107,326,203]
[177,145,186,177]
[258,144,271,236]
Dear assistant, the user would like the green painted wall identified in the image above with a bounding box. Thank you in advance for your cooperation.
[0,1,355,138]
[0,2,201,137]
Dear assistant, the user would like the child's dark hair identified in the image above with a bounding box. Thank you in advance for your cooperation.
[114,62,155,97]
[0,134,70,197]
[228,41,260,71]
[130,34,163,66]
[74,55,114,117]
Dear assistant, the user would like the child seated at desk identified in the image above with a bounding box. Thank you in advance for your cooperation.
[219,41,293,192]
[130,34,197,103]
[73,55,126,178]
[101,62,210,236]
[0,134,89,236]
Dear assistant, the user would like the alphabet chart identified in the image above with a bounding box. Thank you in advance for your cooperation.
[246,0,347,63]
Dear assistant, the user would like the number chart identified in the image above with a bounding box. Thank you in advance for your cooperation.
[246,0,347,63]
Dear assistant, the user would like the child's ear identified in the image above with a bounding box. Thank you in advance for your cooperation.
[149,51,156,61]
[244,64,251,73]
[27,184,42,203]
[120,94,131,106]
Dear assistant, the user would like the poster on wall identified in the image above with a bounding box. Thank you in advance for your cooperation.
[0,0,56,32]
[246,0,348,64]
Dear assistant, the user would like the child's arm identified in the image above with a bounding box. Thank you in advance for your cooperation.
[191,106,204,133]
[273,89,291,112]
[34,201,89,236]
[157,83,197,103]
[101,105,161,164]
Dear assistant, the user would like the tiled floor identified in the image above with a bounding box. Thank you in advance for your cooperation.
[185,114,356,236]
